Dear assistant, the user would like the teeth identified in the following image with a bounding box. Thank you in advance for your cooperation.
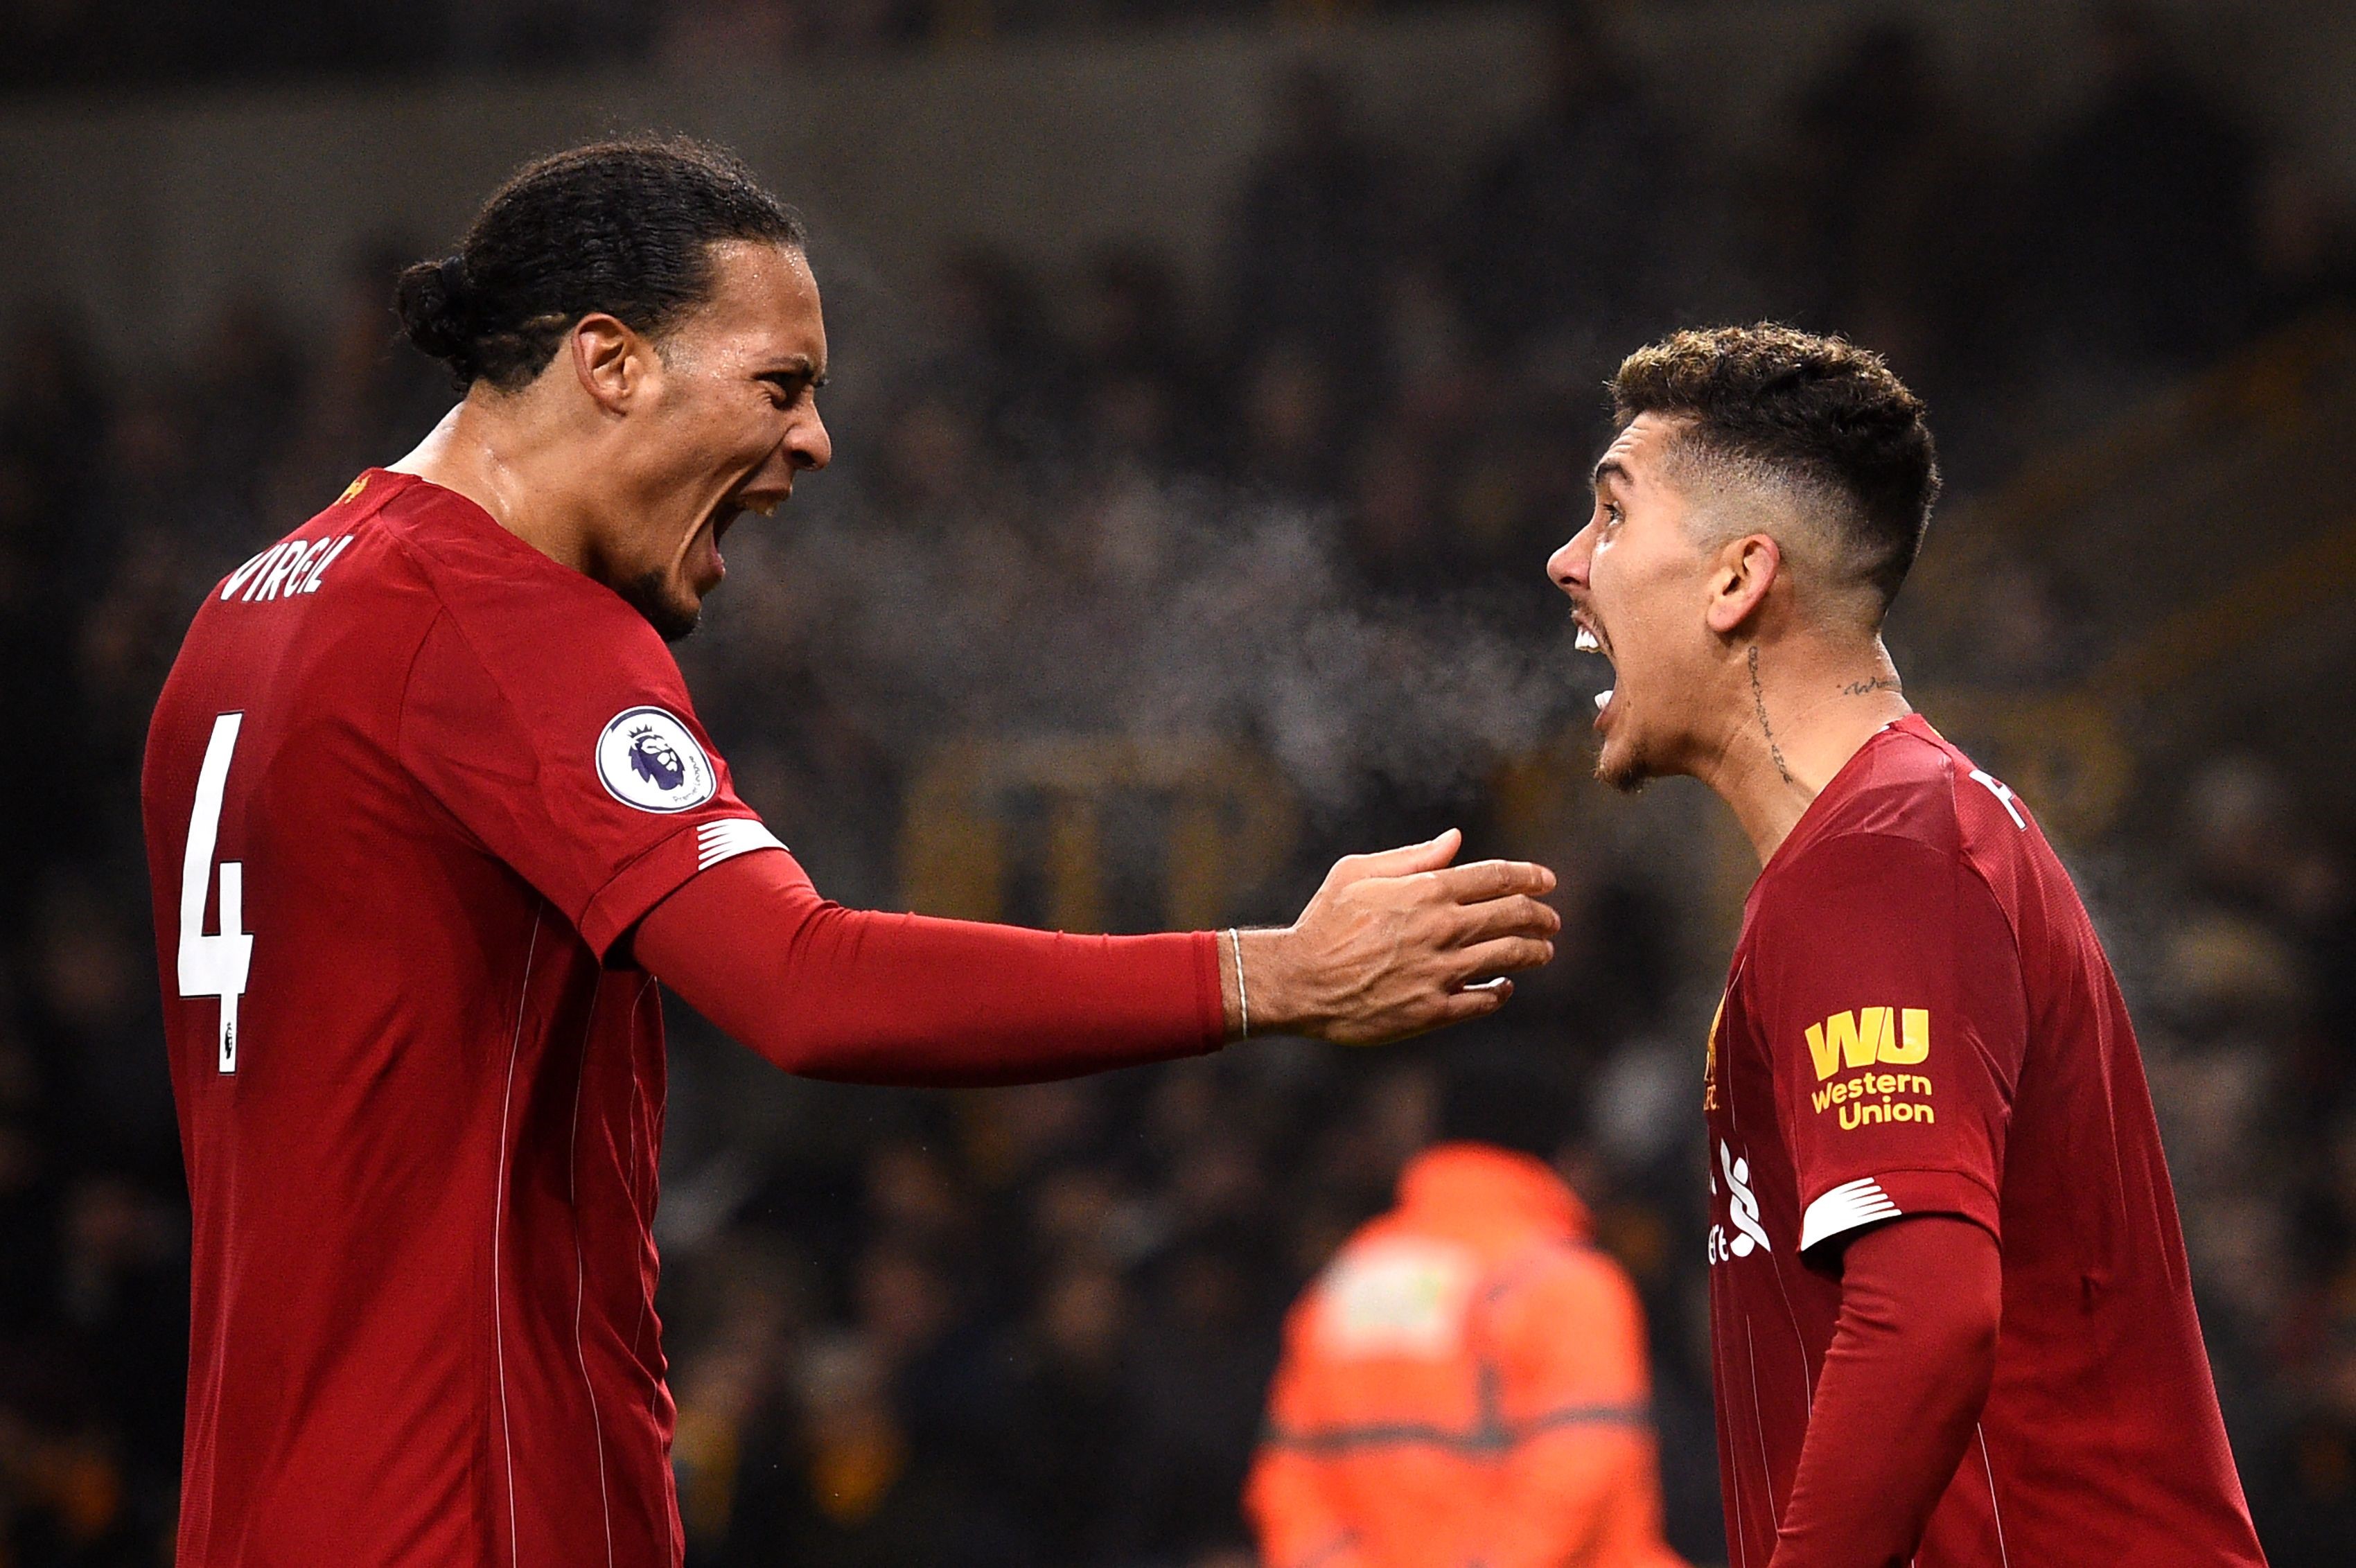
[1594,689,1613,711]
[1574,626,1601,652]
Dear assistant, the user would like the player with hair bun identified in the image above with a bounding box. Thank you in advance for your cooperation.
[141,136,1561,1567]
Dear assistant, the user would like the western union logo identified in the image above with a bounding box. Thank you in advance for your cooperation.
[1804,1007,1929,1082]
[1806,1009,1936,1129]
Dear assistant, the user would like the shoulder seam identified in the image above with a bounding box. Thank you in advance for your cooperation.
[386,519,457,760]
[1933,756,2031,955]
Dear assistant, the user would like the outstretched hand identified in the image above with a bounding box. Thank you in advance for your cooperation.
[1231,829,1560,1046]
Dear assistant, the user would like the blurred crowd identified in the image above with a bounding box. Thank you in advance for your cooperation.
[5,6,2356,1564]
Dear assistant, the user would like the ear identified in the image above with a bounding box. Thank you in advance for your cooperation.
[1705,532,1780,636]
[568,313,652,414]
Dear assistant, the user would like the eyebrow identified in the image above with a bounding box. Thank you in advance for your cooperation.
[1591,457,1631,493]
[757,356,827,387]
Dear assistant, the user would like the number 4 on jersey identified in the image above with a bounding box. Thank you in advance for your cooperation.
[179,713,254,1073]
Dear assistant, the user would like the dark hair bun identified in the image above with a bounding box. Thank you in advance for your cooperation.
[395,254,480,385]
[389,137,805,394]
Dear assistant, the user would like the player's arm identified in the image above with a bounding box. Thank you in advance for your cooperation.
[1478,1256,1676,1568]
[631,828,1558,1085]
[1749,830,2028,1568]
[1770,1216,2000,1568]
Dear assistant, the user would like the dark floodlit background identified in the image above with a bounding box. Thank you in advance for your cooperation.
[5,1,2356,1562]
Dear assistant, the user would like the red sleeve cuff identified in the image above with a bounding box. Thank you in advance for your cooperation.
[1799,1166,2001,1253]
[1192,928,1226,1048]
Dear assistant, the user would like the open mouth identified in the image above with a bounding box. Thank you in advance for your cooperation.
[703,504,740,581]
[1572,611,1616,722]
[719,486,786,534]
[701,488,787,581]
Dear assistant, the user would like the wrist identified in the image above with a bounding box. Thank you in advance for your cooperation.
[1222,926,1309,1040]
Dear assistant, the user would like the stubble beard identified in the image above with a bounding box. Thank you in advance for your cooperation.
[1592,718,1657,795]
[1594,742,1652,795]
[618,568,703,644]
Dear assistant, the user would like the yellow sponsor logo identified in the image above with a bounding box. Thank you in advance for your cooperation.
[1803,1007,1930,1080]
[1811,1070,1935,1126]
[1804,1009,1935,1129]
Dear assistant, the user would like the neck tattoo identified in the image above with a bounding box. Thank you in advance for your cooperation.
[1841,676,1903,697]
[1749,645,1795,785]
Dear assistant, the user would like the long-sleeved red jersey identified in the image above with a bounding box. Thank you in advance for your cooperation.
[142,470,1221,1566]
[1703,714,2265,1567]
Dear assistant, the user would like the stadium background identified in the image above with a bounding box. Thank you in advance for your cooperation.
[4,0,2355,1562]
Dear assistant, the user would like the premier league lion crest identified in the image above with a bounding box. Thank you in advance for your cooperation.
[628,728,685,791]
[595,706,717,812]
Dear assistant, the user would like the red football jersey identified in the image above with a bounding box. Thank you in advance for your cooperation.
[142,471,788,1566]
[1701,716,2265,1567]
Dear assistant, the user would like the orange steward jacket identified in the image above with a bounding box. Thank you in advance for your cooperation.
[1247,1144,1687,1568]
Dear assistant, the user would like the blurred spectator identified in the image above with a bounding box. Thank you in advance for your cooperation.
[1108,1226,1281,1564]
[1762,20,1999,393]
[1,314,108,522]
[1071,245,1207,474]
[719,1332,1023,1567]
[2014,4,2262,373]
[1342,430,1448,595]
[1232,344,1345,502]
[1447,10,1680,375]
[1005,1260,1136,1562]
[28,879,168,1168]
[1248,1055,1685,1568]
[672,1242,805,1553]
[2265,1252,2356,1559]
[187,298,308,518]
[1224,63,1398,396]
[267,240,452,528]
[1960,560,2095,689]
[2253,159,2356,332]
[54,1177,184,1488]
[1071,245,1198,397]
[922,246,1068,459]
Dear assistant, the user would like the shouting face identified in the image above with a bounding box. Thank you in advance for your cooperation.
[1546,414,1732,791]
[594,240,833,640]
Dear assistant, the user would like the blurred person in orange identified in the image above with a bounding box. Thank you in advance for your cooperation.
[1246,1056,1686,1568]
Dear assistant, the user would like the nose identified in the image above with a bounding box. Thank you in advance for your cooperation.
[1547,521,1596,598]
[791,407,832,473]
